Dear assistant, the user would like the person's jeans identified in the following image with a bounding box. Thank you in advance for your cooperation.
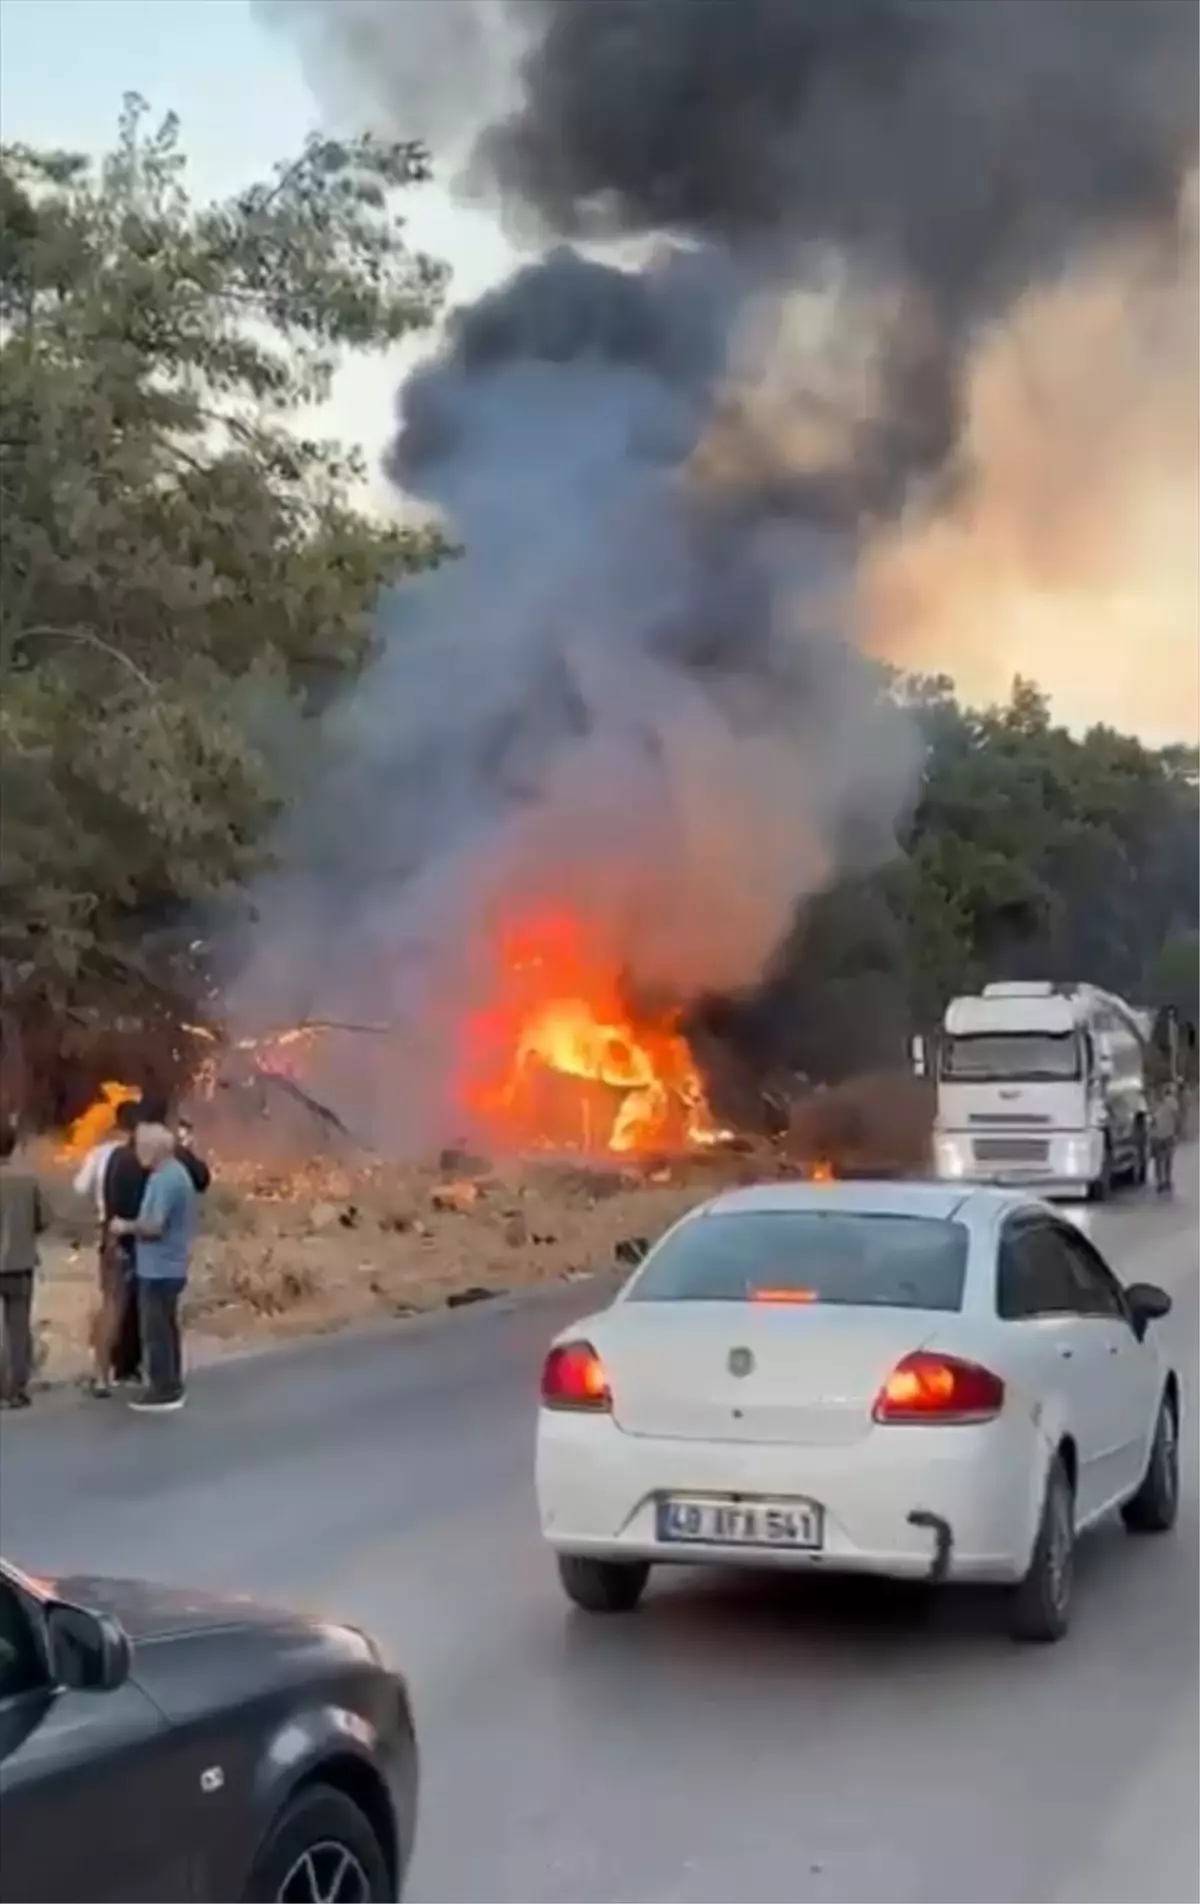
[0,1269,34,1400]
[138,1278,185,1399]
[91,1239,127,1380]
[111,1248,142,1382]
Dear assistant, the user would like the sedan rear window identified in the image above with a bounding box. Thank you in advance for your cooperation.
[625,1211,969,1312]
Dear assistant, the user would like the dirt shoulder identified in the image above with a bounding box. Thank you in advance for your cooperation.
[25,1154,721,1387]
[26,1072,932,1387]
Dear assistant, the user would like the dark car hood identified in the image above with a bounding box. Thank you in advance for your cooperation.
[45,1572,324,1643]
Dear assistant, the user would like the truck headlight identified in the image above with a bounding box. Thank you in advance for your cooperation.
[934,1136,968,1178]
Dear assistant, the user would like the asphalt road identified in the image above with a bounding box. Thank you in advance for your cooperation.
[2,1168,1197,1904]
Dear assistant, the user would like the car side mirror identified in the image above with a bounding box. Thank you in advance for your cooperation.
[46,1601,132,1693]
[614,1236,649,1268]
[1125,1282,1172,1340]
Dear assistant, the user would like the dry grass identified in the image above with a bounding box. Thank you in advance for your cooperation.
[24,1155,715,1384]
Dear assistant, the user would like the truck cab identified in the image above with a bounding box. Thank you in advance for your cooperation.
[929,982,1148,1199]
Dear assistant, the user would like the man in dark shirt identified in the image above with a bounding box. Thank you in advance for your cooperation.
[102,1096,211,1390]
[88,1100,141,1395]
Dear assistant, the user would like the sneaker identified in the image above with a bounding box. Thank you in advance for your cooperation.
[0,1391,31,1411]
[127,1388,186,1413]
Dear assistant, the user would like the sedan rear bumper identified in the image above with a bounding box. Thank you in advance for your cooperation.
[537,1412,1047,1585]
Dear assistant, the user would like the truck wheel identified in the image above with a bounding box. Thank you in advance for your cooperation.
[1087,1136,1114,1202]
[1132,1120,1149,1187]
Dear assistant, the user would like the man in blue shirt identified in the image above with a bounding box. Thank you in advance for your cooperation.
[108,1123,197,1413]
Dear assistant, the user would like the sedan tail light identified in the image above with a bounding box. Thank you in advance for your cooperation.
[872,1351,1005,1425]
[540,1340,612,1412]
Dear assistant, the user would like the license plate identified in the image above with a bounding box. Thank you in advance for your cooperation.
[655,1495,824,1550]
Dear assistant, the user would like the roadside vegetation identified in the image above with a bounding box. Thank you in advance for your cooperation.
[0,99,450,1116]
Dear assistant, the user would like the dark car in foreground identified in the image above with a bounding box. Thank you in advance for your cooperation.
[0,1559,417,1902]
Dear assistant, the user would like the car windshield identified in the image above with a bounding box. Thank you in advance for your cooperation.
[941,1031,1081,1082]
[626,1211,969,1312]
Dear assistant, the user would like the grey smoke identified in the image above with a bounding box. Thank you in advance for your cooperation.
[241,0,1197,1149]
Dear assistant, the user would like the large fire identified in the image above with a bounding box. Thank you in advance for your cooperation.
[457,908,726,1155]
[56,1080,141,1160]
[50,917,730,1165]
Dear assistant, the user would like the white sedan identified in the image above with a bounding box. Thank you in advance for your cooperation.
[536,1181,1179,1642]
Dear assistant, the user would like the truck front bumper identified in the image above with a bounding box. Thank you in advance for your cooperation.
[933,1128,1104,1196]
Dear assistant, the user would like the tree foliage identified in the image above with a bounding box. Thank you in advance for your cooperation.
[0,99,449,1088]
[750,675,1199,1081]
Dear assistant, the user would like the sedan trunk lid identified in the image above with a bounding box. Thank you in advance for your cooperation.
[596,1303,938,1446]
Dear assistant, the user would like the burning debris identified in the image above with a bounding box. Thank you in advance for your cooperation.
[456,906,729,1155]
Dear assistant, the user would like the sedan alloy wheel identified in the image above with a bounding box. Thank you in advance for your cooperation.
[276,1843,372,1904]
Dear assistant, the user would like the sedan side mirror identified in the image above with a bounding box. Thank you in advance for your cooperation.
[1125,1282,1172,1341]
[46,1602,132,1693]
[614,1236,649,1269]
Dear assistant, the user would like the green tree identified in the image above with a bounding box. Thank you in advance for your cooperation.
[0,99,450,1112]
[1148,930,1199,1019]
[757,672,1198,1083]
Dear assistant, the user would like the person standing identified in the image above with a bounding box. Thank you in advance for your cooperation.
[84,1098,141,1396]
[0,1124,46,1409]
[108,1123,196,1413]
[1150,1085,1181,1194]
[105,1100,211,1388]
[97,1101,146,1391]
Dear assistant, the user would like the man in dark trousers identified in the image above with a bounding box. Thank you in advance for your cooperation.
[89,1099,141,1395]
[104,1095,211,1390]
[109,1122,197,1411]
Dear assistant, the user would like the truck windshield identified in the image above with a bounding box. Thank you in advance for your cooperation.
[941,1031,1081,1082]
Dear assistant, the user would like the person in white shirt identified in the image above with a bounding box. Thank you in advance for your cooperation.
[75,1100,139,1394]
[73,1134,121,1220]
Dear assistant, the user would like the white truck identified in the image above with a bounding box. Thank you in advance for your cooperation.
[928,981,1150,1200]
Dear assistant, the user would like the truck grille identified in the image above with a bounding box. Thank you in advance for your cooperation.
[972,1136,1051,1164]
[967,1112,1051,1127]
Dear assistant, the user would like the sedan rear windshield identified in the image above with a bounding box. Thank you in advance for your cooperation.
[626,1211,969,1312]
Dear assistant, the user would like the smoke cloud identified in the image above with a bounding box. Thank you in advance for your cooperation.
[244,0,1198,1148]
[860,180,1199,737]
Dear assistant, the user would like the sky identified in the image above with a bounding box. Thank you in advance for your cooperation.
[2,0,1196,743]
[0,0,513,503]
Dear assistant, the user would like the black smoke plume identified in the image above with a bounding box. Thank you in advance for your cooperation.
[240,0,1197,1148]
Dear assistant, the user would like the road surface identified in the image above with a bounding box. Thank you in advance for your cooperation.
[2,1171,1197,1903]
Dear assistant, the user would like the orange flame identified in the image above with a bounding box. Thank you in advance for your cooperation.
[459,907,726,1155]
[56,1081,140,1160]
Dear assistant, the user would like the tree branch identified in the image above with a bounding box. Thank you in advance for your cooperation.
[5,624,159,693]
